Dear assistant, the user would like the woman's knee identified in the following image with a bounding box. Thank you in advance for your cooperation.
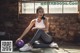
[44,37,53,43]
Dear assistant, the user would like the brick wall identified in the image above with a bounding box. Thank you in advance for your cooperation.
[18,14,80,42]
[0,0,18,41]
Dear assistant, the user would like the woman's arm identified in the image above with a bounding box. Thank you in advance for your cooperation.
[16,19,35,41]
[44,17,50,32]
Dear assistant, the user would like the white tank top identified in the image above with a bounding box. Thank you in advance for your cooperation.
[35,18,45,28]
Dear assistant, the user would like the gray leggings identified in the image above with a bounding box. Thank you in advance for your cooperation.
[29,29,53,45]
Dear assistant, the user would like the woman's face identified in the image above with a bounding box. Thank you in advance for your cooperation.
[37,9,44,18]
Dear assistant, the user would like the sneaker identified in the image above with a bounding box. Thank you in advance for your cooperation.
[19,44,32,51]
[35,40,40,44]
[49,42,59,49]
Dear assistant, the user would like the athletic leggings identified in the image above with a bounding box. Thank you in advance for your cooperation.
[29,29,53,45]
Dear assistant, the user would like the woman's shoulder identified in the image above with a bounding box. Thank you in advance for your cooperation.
[44,16,49,21]
[31,19,36,22]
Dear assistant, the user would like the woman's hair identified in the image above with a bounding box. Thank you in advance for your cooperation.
[36,6,45,20]
[36,6,44,13]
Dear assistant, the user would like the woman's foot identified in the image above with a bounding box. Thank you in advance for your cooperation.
[49,42,59,49]
[19,43,33,51]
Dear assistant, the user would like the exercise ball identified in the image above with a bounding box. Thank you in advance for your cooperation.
[16,40,24,48]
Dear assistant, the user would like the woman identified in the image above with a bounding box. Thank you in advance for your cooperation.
[16,7,58,51]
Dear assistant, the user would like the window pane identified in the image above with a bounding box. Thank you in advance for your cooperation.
[63,1,78,13]
[35,2,48,14]
[49,4,62,13]
[22,3,34,14]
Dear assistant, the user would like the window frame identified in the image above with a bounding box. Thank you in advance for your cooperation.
[18,1,79,14]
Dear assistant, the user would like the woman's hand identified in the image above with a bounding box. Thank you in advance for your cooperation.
[45,30,49,33]
[16,38,22,43]
[32,27,37,31]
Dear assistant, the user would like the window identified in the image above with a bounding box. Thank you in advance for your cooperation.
[63,1,78,13]
[49,4,62,13]
[22,3,34,14]
[49,1,78,14]
[19,1,78,14]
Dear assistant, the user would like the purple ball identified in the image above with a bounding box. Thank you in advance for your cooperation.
[16,40,24,47]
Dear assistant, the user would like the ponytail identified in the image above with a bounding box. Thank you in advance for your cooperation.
[41,14,45,20]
